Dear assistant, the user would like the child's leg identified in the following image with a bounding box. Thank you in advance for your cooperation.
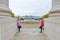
[40,27,42,33]
[43,28,44,31]
[42,27,44,31]
[18,26,20,32]
[19,28,20,32]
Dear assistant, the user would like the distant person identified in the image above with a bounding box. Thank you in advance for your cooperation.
[16,17,21,32]
[39,18,44,33]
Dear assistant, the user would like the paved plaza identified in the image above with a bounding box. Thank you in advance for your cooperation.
[11,28,48,40]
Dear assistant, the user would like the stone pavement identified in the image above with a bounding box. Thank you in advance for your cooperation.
[11,28,49,40]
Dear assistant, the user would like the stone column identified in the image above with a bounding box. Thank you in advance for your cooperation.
[0,0,11,16]
[49,0,60,24]
[0,0,17,40]
[44,0,60,40]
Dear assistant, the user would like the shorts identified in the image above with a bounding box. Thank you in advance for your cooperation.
[18,26,21,28]
[39,26,43,29]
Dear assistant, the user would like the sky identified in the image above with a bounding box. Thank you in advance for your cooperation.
[9,0,52,17]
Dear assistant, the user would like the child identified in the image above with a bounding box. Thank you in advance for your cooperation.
[39,18,44,33]
[16,17,21,32]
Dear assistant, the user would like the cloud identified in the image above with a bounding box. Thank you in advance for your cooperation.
[9,0,52,16]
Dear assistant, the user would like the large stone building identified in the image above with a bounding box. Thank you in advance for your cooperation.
[49,0,60,24]
[0,0,17,40]
[0,0,11,16]
[45,0,60,40]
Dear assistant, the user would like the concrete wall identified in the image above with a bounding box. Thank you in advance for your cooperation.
[51,0,60,12]
[44,18,60,40]
[0,0,8,6]
[44,0,60,40]
[0,17,17,40]
[0,0,18,40]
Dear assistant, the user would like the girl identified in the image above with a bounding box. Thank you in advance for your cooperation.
[16,17,21,32]
[39,18,44,33]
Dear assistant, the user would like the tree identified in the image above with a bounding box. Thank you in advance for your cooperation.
[42,14,49,18]
[11,12,14,17]
[20,18,24,20]
[14,16,18,18]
